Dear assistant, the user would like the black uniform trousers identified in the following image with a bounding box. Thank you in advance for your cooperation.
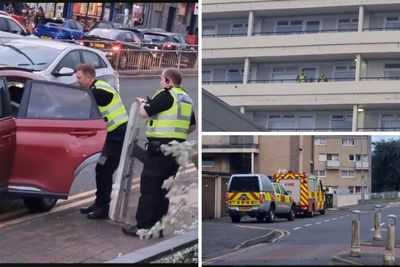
[135,141,179,229]
[94,123,126,208]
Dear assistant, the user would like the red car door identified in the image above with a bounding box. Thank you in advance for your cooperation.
[0,78,16,190]
[9,80,107,198]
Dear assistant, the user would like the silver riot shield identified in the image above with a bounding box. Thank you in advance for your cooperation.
[109,102,145,223]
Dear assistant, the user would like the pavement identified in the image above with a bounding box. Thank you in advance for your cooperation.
[0,166,198,263]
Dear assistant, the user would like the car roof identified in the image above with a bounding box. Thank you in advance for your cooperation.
[143,31,183,37]
[2,38,83,51]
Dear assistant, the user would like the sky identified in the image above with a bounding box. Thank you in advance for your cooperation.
[371,135,400,142]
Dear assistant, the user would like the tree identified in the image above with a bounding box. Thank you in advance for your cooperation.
[372,139,400,192]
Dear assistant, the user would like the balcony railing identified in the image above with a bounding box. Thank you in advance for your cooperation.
[203,29,357,38]
[360,76,400,81]
[326,160,340,169]
[265,128,352,132]
[203,77,355,84]
[363,27,400,32]
[355,161,369,169]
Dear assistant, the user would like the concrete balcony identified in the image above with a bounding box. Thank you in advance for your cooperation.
[202,81,400,109]
[355,161,369,169]
[203,31,400,62]
[326,160,340,169]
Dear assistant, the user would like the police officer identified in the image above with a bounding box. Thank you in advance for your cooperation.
[76,64,128,220]
[296,69,307,83]
[122,68,196,237]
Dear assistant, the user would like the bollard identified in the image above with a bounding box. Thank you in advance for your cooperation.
[383,215,396,265]
[374,205,383,241]
[351,210,361,257]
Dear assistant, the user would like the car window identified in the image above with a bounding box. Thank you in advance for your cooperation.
[55,50,81,72]
[0,18,8,31]
[8,19,23,34]
[82,51,107,69]
[228,176,260,192]
[25,82,99,119]
[116,33,125,41]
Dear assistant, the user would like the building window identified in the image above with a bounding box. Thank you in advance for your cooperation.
[381,113,400,130]
[319,153,327,161]
[316,170,326,177]
[385,16,400,29]
[231,23,247,36]
[267,115,296,130]
[271,66,298,83]
[227,69,243,83]
[331,114,352,131]
[327,154,339,161]
[229,136,254,145]
[342,139,355,146]
[334,65,356,81]
[384,64,400,80]
[315,138,326,145]
[341,170,355,178]
[356,154,368,162]
[202,70,212,84]
[203,25,216,37]
[276,20,303,34]
[337,18,358,31]
[202,156,214,167]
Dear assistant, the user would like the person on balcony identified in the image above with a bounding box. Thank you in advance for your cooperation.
[318,73,328,82]
[296,69,307,83]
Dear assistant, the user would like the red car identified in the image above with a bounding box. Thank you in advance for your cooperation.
[0,67,106,212]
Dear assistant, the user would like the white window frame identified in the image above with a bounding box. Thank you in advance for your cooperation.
[385,16,400,29]
[266,113,316,130]
[315,138,326,145]
[380,113,400,130]
[275,19,304,34]
[270,65,299,83]
[342,139,355,146]
[315,170,326,177]
[330,114,353,130]
[203,24,217,37]
[348,154,355,162]
[333,65,356,81]
[230,22,247,36]
[341,170,355,178]
[336,17,358,31]
[226,68,244,83]
[384,63,400,80]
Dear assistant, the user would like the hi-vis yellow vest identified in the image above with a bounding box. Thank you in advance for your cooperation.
[95,80,128,132]
[146,86,193,140]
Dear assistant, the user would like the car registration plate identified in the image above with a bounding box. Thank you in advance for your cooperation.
[41,36,51,40]
[94,43,105,48]
[239,207,252,211]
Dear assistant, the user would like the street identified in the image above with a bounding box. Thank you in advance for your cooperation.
[203,201,400,265]
[0,74,198,212]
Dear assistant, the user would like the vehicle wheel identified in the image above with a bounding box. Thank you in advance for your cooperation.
[256,213,265,223]
[266,205,275,223]
[230,214,241,223]
[320,204,326,215]
[287,206,296,221]
[23,197,57,213]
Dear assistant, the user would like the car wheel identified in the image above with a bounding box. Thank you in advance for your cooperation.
[23,197,57,213]
[266,205,275,223]
[256,213,265,223]
[287,206,296,221]
[230,214,241,223]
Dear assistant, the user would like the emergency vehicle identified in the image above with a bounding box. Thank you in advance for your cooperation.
[226,174,296,223]
[273,171,325,217]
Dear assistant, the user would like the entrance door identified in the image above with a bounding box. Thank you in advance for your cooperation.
[166,6,176,32]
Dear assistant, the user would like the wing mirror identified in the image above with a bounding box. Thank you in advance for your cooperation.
[53,67,75,77]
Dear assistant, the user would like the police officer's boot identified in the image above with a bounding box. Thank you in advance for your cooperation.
[87,205,109,220]
[80,203,96,214]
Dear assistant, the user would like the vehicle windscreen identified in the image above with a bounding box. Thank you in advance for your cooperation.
[86,29,119,40]
[228,176,260,192]
[143,33,167,43]
[0,43,59,71]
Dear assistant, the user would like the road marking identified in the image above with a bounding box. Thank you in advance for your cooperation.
[271,229,289,243]
[305,224,312,227]
[332,218,338,221]
[234,225,267,230]
[292,227,301,231]
[315,221,322,224]
[339,216,344,219]
[346,215,350,217]
[380,222,386,226]
[324,220,330,222]
[369,228,374,231]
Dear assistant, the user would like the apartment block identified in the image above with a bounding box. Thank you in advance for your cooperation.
[203,0,400,131]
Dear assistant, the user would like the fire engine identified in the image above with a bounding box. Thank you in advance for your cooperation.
[273,171,325,217]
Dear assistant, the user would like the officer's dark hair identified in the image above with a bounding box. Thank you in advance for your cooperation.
[76,64,96,79]
[163,68,182,86]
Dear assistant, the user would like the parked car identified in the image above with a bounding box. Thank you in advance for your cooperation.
[118,27,146,46]
[33,18,84,41]
[226,174,296,223]
[80,28,144,69]
[0,38,119,91]
[0,67,106,212]
[0,14,32,37]
[142,31,192,51]
[87,21,123,32]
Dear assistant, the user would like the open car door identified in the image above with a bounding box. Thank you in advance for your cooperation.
[0,78,16,192]
[9,80,106,200]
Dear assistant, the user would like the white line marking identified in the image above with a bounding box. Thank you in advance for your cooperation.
[370,228,374,231]
[315,222,322,224]
[380,222,386,226]
[292,227,301,231]
[324,220,330,222]
[235,225,267,230]
[305,224,312,227]
[339,216,344,219]
[332,218,338,220]
[346,215,350,217]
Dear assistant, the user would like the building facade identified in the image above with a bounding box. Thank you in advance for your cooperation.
[202,135,372,219]
[203,0,400,131]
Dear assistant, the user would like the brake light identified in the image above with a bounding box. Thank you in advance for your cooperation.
[260,193,265,204]
[162,42,173,49]
[79,41,84,46]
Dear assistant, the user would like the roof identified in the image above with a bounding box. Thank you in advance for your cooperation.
[202,88,267,131]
